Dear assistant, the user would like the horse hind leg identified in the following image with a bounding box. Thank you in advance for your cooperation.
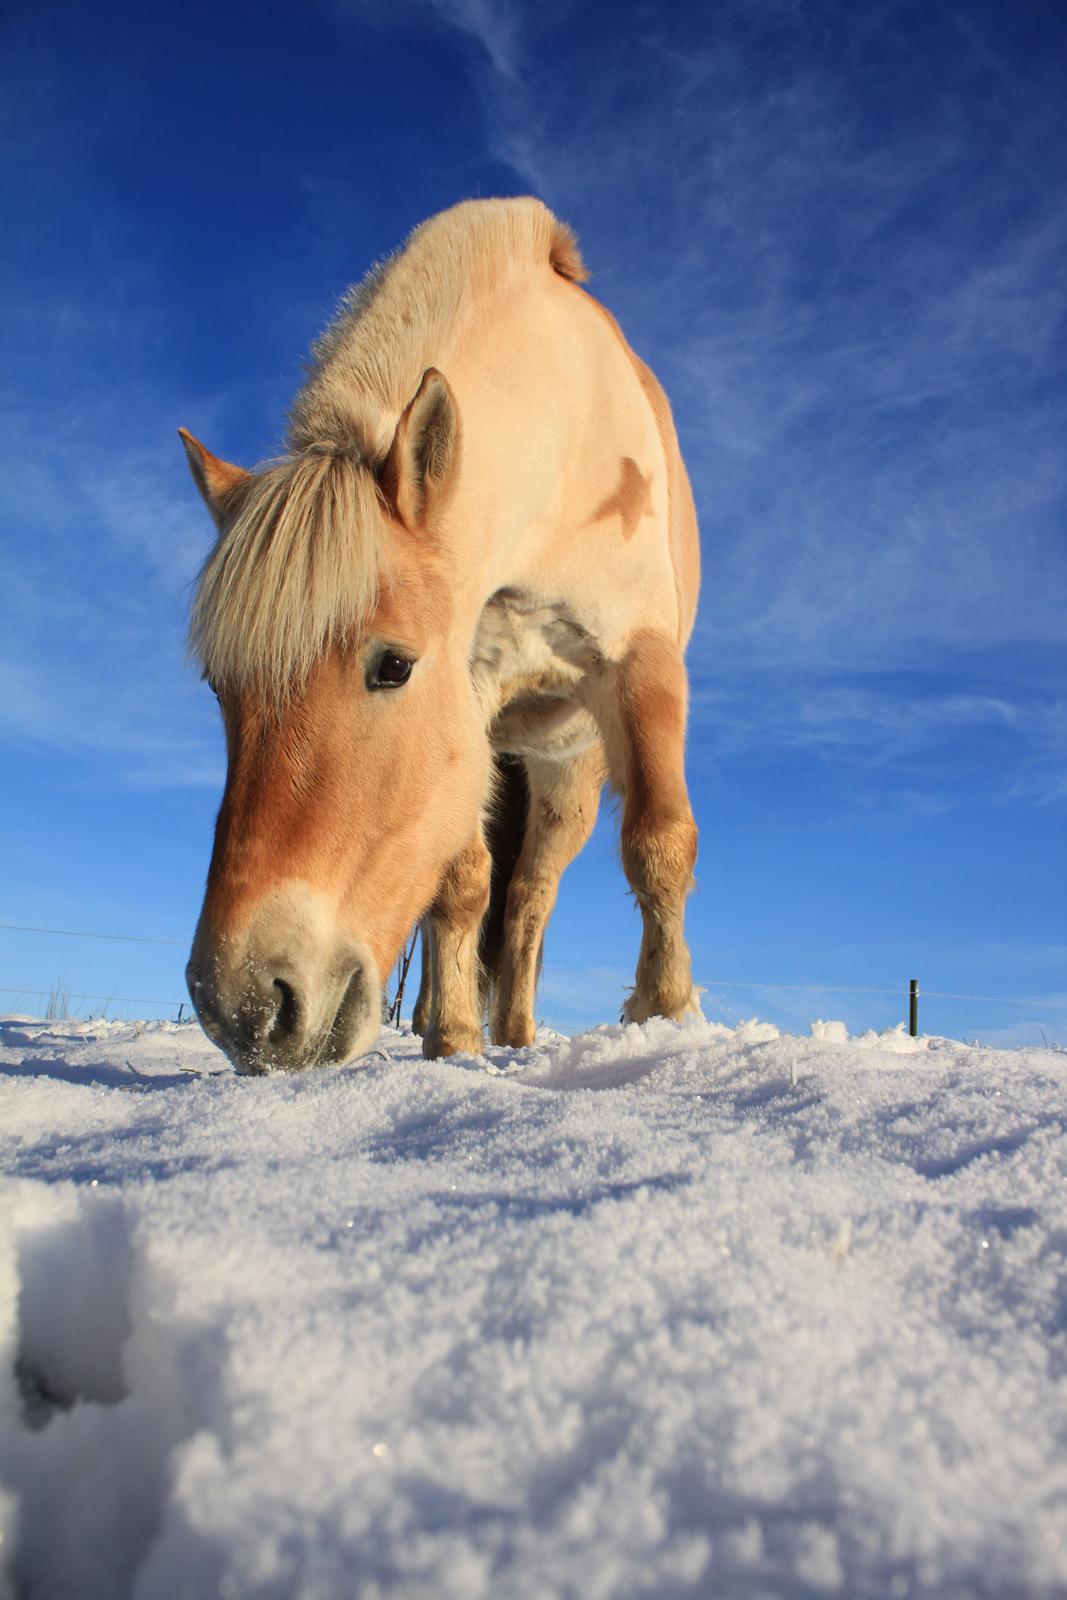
[590,630,699,1024]
[478,756,530,1015]
[490,746,604,1048]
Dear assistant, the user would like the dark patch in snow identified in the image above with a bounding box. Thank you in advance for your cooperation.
[429,1170,693,1220]
[911,1123,1044,1179]
[3,1052,198,1091]
[969,1204,1041,1238]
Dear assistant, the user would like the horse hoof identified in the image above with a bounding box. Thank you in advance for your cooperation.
[622,987,702,1025]
[491,1015,537,1048]
[421,1026,485,1060]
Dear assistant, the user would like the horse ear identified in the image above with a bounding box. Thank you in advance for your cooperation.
[178,428,250,519]
[379,368,460,531]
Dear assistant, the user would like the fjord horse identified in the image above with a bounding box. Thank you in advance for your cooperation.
[182,198,700,1072]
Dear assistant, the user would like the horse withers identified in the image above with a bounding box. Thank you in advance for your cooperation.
[181,198,700,1073]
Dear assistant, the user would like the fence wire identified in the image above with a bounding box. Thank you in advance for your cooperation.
[1,920,1063,1015]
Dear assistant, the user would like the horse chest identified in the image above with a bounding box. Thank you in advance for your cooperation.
[471,590,601,758]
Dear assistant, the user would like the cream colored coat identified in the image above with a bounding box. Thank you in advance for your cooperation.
[182,199,700,1073]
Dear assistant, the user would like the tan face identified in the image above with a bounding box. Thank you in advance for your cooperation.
[181,366,473,1072]
[187,551,490,1072]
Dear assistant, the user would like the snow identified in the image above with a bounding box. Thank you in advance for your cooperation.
[1,1011,1066,1599]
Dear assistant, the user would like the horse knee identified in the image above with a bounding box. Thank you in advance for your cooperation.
[434,840,491,929]
[622,810,697,904]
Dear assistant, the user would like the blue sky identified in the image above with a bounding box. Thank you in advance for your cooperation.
[1,0,1064,1046]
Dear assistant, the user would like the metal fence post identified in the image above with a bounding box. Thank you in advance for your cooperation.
[909,979,919,1038]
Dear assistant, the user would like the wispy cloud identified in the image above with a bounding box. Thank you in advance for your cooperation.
[8,0,1065,819]
[688,675,1066,759]
[429,0,520,78]
[539,963,633,1031]
[400,0,1067,804]
[332,0,521,78]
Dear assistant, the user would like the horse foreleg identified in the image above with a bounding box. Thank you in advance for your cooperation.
[410,921,432,1037]
[592,630,699,1023]
[491,747,604,1048]
[420,833,491,1058]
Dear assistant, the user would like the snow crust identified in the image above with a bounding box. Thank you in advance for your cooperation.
[1,1012,1065,1598]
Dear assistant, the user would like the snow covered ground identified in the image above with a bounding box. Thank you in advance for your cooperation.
[1,1012,1065,1600]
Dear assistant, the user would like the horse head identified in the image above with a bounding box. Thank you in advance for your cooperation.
[182,372,488,1072]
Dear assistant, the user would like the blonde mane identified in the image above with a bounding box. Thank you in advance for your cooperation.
[190,198,586,703]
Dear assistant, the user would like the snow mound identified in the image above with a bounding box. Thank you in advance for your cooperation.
[1,1014,1066,1598]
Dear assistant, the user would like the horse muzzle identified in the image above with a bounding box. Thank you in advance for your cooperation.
[186,890,382,1073]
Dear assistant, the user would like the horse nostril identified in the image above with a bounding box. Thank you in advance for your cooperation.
[270,976,301,1041]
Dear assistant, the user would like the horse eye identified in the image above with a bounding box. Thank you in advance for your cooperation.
[371,652,413,689]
